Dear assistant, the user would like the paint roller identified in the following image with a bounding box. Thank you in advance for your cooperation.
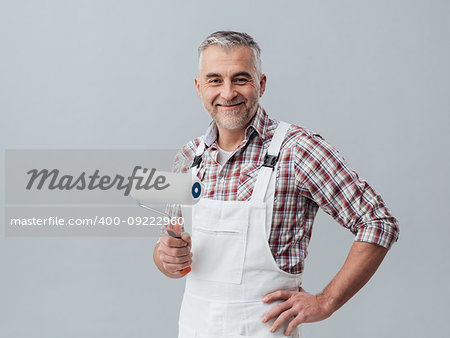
[130,168,202,274]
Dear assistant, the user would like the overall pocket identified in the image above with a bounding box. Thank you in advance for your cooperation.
[190,208,249,284]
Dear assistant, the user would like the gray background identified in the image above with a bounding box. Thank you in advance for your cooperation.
[1,0,449,337]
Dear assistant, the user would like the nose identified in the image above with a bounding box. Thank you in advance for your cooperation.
[220,80,237,101]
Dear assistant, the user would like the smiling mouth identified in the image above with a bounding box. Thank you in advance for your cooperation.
[216,102,244,108]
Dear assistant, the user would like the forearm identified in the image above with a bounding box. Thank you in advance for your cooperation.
[317,241,389,313]
[153,242,184,279]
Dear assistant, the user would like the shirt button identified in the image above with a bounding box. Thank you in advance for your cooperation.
[221,177,225,183]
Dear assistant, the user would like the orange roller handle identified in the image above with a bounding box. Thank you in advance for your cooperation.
[179,266,191,274]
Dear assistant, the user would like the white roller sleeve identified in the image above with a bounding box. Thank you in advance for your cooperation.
[129,169,202,205]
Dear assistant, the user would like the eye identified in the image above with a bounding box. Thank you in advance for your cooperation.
[234,77,249,84]
[208,78,222,85]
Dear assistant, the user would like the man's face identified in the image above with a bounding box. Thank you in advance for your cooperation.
[195,45,266,131]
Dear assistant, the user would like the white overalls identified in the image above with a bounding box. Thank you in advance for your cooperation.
[179,122,303,338]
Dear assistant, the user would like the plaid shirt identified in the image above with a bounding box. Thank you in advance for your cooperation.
[168,107,399,274]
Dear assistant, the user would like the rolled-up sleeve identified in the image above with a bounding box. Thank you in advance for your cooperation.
[295,133,399,249]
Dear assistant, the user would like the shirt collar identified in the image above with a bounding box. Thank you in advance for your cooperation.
[203,105,269,147]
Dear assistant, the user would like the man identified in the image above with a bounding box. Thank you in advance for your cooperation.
[153,31,399,337]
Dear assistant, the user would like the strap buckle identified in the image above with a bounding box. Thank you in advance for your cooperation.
[262,153,279,170]
[191,155,202,168]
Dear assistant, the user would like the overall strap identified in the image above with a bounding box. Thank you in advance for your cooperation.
[251,121,291,203]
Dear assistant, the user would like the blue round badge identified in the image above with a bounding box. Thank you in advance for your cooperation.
[192,182,201,199]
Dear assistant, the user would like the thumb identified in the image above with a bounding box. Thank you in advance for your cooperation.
[181,232,191,246]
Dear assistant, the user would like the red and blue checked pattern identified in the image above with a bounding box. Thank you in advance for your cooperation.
[167,107,399,274]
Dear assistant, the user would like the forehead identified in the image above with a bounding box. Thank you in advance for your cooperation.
[199,45,256,75]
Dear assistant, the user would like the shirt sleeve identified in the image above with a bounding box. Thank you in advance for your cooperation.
[163,150,185,229]
[163,138,201,231]
[294,133,399,249]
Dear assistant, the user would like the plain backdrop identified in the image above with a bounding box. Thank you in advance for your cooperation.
[1,1,449,337]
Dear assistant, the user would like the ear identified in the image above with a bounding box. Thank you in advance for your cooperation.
[259,74,267,97]
[194,77,201,99]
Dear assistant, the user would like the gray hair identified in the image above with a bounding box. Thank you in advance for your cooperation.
[198,31,262,77]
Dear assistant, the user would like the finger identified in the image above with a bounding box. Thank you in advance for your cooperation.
[181,232,191,246]
[263,290,293,303]
[261,300,292,323]
[160,252,192,265]
[159,244,191,257]
[160,235,189,248]
[284,315,304,336]
[268,309,295,334]
[163,261,192,274]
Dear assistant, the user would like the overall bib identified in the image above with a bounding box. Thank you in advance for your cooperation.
[179,122,303,338]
